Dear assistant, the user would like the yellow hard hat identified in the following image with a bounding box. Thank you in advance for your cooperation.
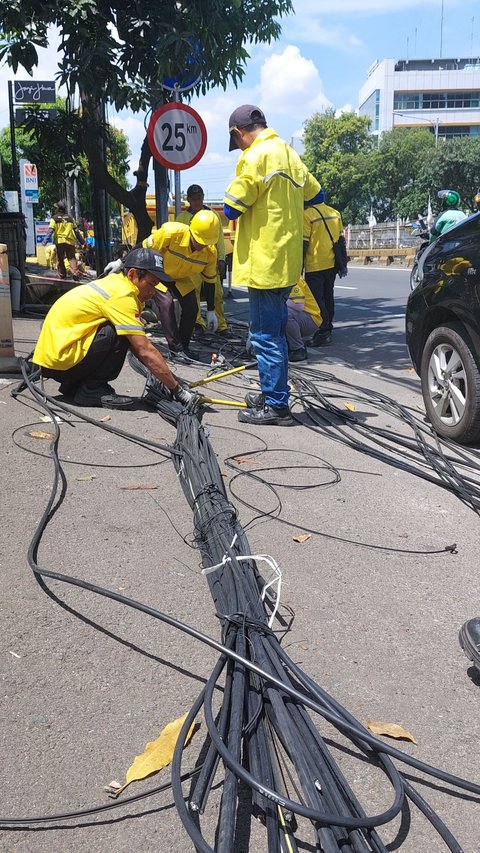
[190,209,219,245]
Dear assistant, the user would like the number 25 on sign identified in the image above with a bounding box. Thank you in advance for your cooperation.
[147,103,207,171]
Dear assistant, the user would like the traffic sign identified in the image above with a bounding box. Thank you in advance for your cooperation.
[148,103,207,170]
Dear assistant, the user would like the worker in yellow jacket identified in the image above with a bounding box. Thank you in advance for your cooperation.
[286,278,322,362]
[176,184,230,336]
[224,104,322,425]
[303,198,346,346]
[142,210,219,361]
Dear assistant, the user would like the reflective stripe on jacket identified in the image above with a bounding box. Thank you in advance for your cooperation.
[224,128,320,289]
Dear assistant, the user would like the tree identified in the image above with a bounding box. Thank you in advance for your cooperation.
[0,99,130,220]
[368,127,435,221]
[302,110,374,224]
[0,0,293,264]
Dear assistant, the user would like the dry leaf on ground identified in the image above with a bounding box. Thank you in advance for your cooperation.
[367,720,417,743]
[27,431,54,440]
[293,533,311,543]
[344,402,356,412]
[109,713,196,797]
[232,456,260,465]
[120,483,158,490]
[76,475,96,481]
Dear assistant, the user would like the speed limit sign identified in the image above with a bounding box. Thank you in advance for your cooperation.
[147,103,207,170]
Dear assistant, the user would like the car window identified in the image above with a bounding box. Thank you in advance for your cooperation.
[422,214,480,283]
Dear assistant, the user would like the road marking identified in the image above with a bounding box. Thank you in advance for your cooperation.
[335,301,405,318]
[335,285,357,290]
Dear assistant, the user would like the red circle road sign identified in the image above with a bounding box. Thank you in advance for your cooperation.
[147,103,207,170]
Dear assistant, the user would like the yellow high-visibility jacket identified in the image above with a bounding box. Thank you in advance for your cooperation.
[303,203,344,273]
[32,273,145,371]
[287,278,322,326]
[143,221,217,296]
[224,128,320,289]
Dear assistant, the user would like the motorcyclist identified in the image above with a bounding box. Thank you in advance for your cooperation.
[429,190,466,242]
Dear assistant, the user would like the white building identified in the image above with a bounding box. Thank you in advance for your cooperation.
[358,57,480,142]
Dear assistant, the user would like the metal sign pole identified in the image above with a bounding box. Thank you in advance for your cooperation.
[7,82,19,199]
[173,88,182,218]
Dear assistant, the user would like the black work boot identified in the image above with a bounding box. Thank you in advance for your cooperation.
[238,404,293,426]
[73,382,133,409]
[312,329,332,346]
[289,347,307,362]
[245,391,264,408]
[459,618,480,671]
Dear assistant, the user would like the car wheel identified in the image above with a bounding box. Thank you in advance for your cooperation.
[420,323,480,444]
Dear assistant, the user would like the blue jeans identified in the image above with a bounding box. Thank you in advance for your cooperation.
[248,286,291,409]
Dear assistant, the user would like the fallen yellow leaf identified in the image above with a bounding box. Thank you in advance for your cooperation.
[344,402,355,412]
[367,720,417,744]
[100,415,111,422]
[293,533,311,543]
[27,430,54,440]
[112,714,196,796]
[120,483,159,490]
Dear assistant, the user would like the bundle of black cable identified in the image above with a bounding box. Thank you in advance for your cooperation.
[128,355,468,852]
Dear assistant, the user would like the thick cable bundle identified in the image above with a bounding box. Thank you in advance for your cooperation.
[139,361,469,852]
[9,358,477,851]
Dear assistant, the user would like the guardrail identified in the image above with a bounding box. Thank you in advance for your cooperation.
[348,248,416,266]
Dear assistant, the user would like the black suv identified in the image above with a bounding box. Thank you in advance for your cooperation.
[406,212,480,444]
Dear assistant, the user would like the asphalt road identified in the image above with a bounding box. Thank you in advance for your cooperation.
[1,276,480,853]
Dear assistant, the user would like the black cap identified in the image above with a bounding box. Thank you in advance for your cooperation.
[122,248,174,285]
[228,104,267,150]
[186,184,204,196]
[56,199,67,212]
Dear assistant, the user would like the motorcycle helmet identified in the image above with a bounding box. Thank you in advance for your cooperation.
[438,189,461,209]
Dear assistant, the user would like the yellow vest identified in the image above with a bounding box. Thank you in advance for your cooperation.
[143,221,217,295]
[49,215,77,246]
[303,204,344,272]
[224,128,320,289]
[288,278,322,326]
[32,273,145,370]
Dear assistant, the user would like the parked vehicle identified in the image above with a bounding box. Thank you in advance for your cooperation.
[406,212,480,444]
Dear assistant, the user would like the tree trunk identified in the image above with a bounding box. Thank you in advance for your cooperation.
[80,89,154,252]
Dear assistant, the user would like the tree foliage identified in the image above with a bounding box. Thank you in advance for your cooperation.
[0,99,130,219]
[0,0,293,250]
[302,110,480,224]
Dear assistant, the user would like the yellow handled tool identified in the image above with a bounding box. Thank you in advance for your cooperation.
[190,362,254,388]
[199,395,248,408]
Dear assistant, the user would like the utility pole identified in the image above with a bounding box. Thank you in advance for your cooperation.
[7,81,19,199]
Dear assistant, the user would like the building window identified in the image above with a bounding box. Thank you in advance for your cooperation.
[394,90,480,110]
[359,89,380,130]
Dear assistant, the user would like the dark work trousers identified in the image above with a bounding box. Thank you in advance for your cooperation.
[41,322,128,392]
[305,268,336,332]
[153,285,197,352]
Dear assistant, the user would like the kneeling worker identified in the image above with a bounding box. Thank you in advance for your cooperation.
[32,248,193,409]
[286,278,322,362]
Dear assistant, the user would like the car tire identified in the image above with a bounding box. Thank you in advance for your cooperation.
[420,322,480,444]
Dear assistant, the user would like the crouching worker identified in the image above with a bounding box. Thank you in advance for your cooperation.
[32,248,194,410]
[286,278,322,362]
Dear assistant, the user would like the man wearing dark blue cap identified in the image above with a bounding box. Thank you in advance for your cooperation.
[224,105,323,425]
[33,248,194,409]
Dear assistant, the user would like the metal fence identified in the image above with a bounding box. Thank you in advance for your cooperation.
[346,223,417,250]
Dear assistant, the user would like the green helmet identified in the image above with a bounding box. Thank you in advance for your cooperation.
[438,189,461,209]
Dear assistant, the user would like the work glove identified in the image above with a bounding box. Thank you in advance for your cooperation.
[217,259,226,281]
[103,258,124,275]
[172,383,194,407]
[206,310,218,333]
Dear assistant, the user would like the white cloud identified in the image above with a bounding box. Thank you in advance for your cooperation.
[259,45,332,118]
[292,0,458,16]
[335,103,354,117]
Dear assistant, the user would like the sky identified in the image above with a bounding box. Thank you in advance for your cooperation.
[1,0,479,202]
